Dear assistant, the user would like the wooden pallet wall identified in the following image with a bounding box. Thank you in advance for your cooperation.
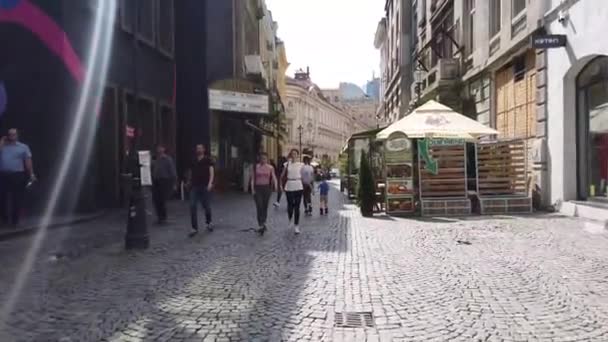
[476,139,528,197]
[419,144,467,198]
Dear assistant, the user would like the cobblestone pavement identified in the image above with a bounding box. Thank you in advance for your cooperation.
[1,182,608,341]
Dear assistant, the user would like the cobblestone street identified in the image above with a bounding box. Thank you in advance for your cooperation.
[1,183,608,341]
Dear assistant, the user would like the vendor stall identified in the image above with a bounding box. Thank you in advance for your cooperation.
[344,127,387,201]
[377,100,498,216]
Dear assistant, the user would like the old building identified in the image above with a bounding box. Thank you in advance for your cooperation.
[284,70,355,163]
[377,0,415,123]
[323,85,379,130]
[543,0,608,211]
[0,0,176,213]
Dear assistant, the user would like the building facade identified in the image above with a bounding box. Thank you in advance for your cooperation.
[284,70,355,163]
[0,0,176,213]
[374,0,415,124]
[544,0,608,206]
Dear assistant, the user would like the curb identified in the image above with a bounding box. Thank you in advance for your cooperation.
[0,211,111,242]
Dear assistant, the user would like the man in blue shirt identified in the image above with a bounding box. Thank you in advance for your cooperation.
[0,128,36,226]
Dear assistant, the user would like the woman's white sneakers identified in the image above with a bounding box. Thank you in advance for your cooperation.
[294,225,301,235]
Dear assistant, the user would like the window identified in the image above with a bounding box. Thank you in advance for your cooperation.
[512,0,526,18]
[137,0,155,45]
[489,0,501,38]
[466,0,476,56]
[157,0,174,55]
[120,0,134,32]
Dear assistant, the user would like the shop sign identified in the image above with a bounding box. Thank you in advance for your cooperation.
[532,34,567,49]
[385,132,412,164]
[138,151,152,186]
[209,89,269,115]
[429,138,466,146]
[418,138,438,175]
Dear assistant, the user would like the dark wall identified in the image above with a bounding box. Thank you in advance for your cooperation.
[175,0,209,176]
[206,0,235,83]
[0,0,175,214]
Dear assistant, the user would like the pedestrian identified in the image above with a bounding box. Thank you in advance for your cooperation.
[0,128,35,227]
[318,178,330,216]
[301,156,315,216]
[250,152,278,235]
[273,156,287,208]
[187,144,214,237]
[280,149,304,234]
[151,144,177,224]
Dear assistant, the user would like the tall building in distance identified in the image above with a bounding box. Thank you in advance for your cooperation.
[365,76,381,101]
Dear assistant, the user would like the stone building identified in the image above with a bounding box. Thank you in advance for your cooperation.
[284,70,356,163]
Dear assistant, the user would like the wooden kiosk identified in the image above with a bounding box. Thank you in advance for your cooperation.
[475,139,533,214]
[377,100,499,217]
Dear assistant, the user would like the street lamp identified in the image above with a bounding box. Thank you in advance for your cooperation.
[414,68,425,104]
[297,124,303,161]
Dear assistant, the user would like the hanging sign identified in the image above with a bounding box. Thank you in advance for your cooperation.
[532,34,567,49]
[418,138,438,175]
[138,151,152,186]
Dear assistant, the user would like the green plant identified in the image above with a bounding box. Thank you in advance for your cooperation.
[357,150,375,217]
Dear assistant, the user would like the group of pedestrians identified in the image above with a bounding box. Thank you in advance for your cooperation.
[150,145,330,238]
[251,148,330,235]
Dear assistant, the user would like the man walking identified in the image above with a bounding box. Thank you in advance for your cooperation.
[301,156,315,216]
[0,128,35,226]
[187,144,214,237]
[151,144,177,224]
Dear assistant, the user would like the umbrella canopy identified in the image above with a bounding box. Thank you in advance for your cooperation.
[376,100,498,140]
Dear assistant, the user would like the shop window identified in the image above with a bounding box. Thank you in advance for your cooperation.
[513,55,526,82]
[576,56,608,199]
[120,0,134,33]
[157,0,174,55]
[137,0,155,46]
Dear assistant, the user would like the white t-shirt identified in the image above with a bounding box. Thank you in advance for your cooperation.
[301,164,315,185]
[284,161,304,192]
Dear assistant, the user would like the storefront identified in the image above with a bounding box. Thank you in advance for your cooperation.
[545,0,608,205]
[208,79,270,192]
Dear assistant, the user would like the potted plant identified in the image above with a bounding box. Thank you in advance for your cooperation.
[357,150,375,217]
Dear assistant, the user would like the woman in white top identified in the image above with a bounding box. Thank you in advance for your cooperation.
[280,149,304,234]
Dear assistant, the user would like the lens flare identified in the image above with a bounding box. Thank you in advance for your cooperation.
[0,0,117,330]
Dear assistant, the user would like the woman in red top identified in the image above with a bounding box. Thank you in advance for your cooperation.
[250,152,278,234]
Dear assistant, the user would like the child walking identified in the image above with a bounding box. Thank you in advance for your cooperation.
[318,178,329,215]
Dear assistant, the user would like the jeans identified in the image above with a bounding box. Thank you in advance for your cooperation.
[152,178,173,221]
[276,188,283,203]
[285,190,303,225]
[303,183,313,213]
[0,172,27,225]
[253,185,272,227]
[190,186,212,229]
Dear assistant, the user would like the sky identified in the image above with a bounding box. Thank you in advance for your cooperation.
[265,0,384,89]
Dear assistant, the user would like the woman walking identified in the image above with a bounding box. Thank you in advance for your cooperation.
[251,152,278,235]
[280,149,304,234]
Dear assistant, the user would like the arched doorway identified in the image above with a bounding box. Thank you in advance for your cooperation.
[577,56,608,200]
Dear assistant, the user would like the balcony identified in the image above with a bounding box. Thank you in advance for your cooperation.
[412,58,460,101]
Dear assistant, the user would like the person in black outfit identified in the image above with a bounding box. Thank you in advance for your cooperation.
[151,144,177,224]
[187,144,214,237]
[273,156,287,207]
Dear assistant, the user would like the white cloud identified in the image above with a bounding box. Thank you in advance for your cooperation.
[266,0,383,88]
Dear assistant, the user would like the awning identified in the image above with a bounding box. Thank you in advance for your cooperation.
[377,100,498,141]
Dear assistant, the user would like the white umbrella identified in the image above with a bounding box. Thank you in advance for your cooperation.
[377,100,498,140]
